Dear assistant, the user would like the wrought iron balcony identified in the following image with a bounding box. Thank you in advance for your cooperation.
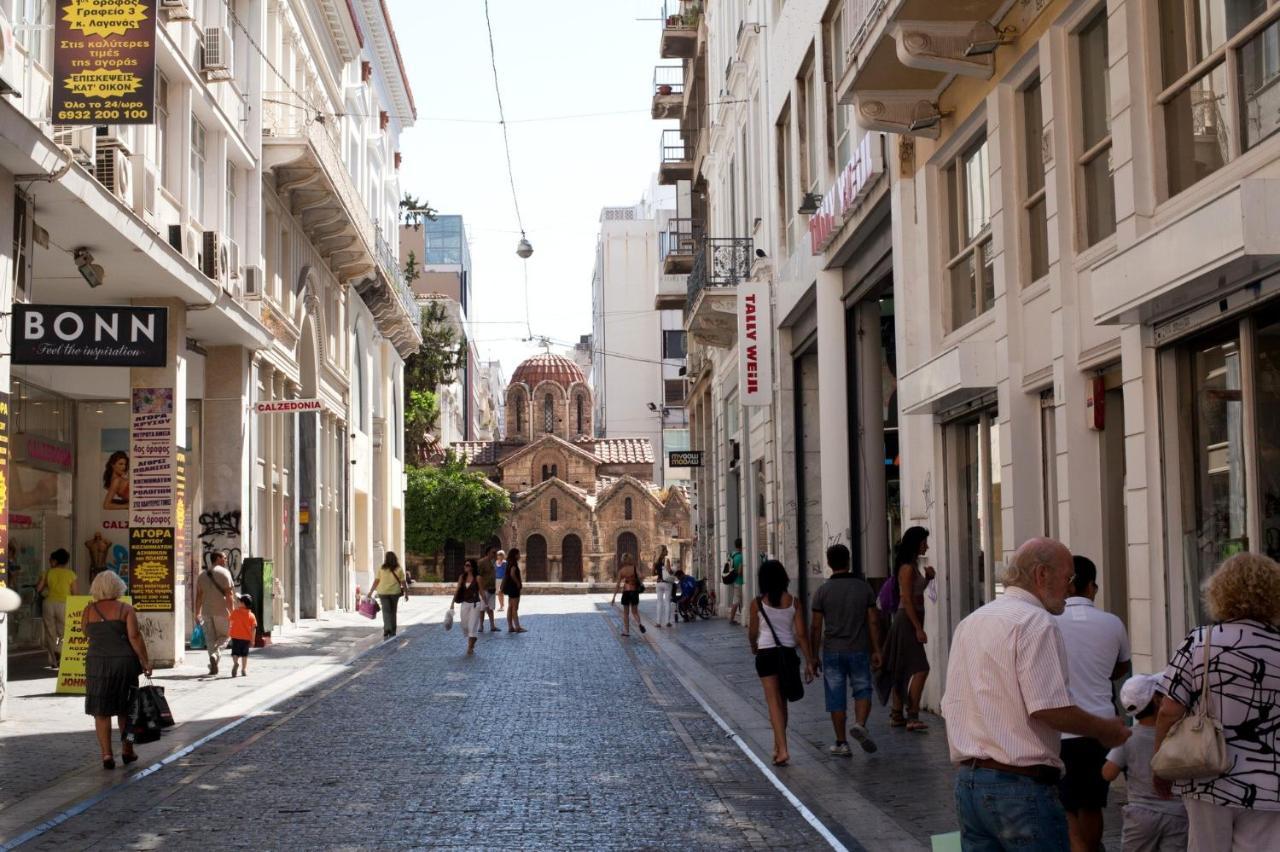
[660,0,701,59]
[685,237,751,348]
[659,217,701,277]
[658,128,693,186]
[652,65,685,120]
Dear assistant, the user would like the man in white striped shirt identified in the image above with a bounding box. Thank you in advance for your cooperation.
[943,538,1131,851]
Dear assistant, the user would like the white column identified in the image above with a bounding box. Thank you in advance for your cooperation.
[816,270,850,557]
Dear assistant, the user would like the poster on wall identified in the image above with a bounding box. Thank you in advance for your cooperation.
[129,526,173,612]
[89,427,132,582]
[56,594,131,694]
[737,280,773,406]
[129,388,174,611]
[52,0,157,126]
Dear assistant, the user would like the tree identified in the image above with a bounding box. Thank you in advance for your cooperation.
[400,193,438,230]
[404,300,466,399]
[405,455,511,561]
[404,389,439,462]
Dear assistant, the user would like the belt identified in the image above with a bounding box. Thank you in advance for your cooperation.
[962,758,1061,785]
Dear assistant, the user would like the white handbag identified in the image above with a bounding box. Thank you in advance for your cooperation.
[444,606,455,631]
[1151,626,1230,781]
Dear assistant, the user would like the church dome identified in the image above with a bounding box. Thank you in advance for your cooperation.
[511,353,586,389]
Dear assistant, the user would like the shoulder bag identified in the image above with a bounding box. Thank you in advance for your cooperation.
[1151,625,1230,781]
[758,598,804,703]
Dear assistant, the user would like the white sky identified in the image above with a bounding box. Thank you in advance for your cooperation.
[387,0,670,380]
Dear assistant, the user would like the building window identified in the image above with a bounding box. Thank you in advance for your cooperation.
[826,7,853,169]
[1040,391,1058,538]
[1022,76,1049,284]
[543,394,554,433]
[777,101,795,255]
[155,73,170,188]
[225,162,237,240]
[944,133,993,329]
[624,497,633,521]
[190,117,207,223]
[541,464,550,482]
[664,379,685,407]
[575,395,585,434]
[1077,10,1115,245]
[662,330,687,359]
[550,498,558,522]
[800,57,820,197]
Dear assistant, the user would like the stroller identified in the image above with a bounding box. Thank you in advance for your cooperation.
[674,577,714,622]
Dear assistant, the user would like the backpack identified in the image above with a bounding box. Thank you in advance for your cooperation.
[721,560,739,585]
[877,571,900,612]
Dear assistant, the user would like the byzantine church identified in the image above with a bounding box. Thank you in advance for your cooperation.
[452,353,691,582]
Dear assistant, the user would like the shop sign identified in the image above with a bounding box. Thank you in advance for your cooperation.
[254,399,325,414]
[737,280,773,407]
[13,433,73,473]
[52,0,157,125]
[668,450,703,468]
[809,132,886,255]
[56,594,132,694]
[13,305,167,367]
[129,526,173,612]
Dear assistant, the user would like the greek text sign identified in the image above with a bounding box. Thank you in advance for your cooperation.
[737,280,772,407]
[254,399,325,414]
[14,305,166,367]
[52,0,157,125]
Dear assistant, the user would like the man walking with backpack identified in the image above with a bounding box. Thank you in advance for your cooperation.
[724,538,745,625]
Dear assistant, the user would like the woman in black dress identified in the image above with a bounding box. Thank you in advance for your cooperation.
[503,548,526,633]
[83,570,152,768]
[876,527,933,732]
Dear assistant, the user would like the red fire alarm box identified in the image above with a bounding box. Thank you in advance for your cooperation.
[1086,376,1106,431]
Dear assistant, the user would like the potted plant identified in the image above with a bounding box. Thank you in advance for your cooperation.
[658,84,673,96]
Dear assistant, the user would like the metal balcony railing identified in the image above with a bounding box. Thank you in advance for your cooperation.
[659,218,701,260]
[687,237,752,306]
[663,0,703,30]
[661,128,688,164]
[654,64,685,96]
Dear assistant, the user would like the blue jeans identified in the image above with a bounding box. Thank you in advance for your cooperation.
[954,766,1069,851]
[821,650,872,712]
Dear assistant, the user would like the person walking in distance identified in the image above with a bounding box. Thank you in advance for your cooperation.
[724,538,745,625]
[36,548,76,669]
[877,526,933,732]
[653,545,673,628]
[1055,556,1131,852]
[228,594,257,677]
[944,538,1131,851]
[374,551,408,638]
[502,548,526,633]
[454,559,485,655]
[193,551,235,675]
[749,559,815,767]
[477,544,499,633]
[612,552,646,637]
[494,549,508,612]
[810,544,882,756]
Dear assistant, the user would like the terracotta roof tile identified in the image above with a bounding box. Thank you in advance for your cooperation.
[593,438,654,465]
[510,353,586,389]
[451,441,497,465]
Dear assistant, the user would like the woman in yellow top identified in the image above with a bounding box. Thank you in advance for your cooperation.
[36,548,77,668]
[373,552,408,638]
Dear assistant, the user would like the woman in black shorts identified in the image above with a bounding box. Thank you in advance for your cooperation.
[502,548,526,633]
[611,552,646,637]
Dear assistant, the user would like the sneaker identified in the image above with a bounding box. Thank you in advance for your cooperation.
[849,724,878,753]
[829,742,852,757]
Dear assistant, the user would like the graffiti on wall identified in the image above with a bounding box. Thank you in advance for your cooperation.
[198,508,242,584]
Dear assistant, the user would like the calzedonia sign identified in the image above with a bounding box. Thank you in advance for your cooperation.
[13,305,167,367]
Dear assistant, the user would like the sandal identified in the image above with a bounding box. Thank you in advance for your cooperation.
[905,716,929,732]
[888,711,907,728]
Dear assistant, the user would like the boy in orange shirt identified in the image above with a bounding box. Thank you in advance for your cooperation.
[228,594,258,677]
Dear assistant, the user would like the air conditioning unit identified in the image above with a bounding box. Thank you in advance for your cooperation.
[243,264,264,298]
[202,26,232,78]
[51,125,96,163]
[201,230,224,281]
[160,0,194,20]
[93,145,130,200]
[129,155,158,225]
[95,124,132,155]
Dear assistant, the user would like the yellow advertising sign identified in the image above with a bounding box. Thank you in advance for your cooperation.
[62,0,149,39]
[52,0,156,125]
[55,594,131,695]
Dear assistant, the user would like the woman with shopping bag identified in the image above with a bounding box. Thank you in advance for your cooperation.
[454,560,485,655]
[83,570,152,769]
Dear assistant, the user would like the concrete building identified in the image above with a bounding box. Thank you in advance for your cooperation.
[0,0,420,717]
[591,191,691,487]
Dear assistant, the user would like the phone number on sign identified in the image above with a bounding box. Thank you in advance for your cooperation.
[56,108,150,121]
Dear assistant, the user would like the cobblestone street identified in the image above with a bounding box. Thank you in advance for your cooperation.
[8,597,830,851]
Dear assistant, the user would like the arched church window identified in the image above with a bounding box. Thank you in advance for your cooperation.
[543,394,554,433]
[550,498,558,522]
[576,395,585,434]
[541,464,550,482]
[515,393,525,433]
[551,464,558,478]
[624,497,633,520]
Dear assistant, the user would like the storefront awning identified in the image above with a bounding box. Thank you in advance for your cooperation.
[899,340,997,416]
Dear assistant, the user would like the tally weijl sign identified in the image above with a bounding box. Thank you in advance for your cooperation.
[737,280,772,407]
[53,0,157,125]
[13,305,166,367]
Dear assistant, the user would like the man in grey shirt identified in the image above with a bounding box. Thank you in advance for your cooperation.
[810,544,882,756]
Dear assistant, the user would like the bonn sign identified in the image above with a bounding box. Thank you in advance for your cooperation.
[13,305,167,367]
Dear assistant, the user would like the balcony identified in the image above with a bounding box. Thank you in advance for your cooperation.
[262,91,421,355]
[652,65,685,120]
[660,218,701,277]
[685,238,751,348]
[660,0,701,59]
[658,129,693,186]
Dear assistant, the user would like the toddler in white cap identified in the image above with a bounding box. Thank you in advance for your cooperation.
[1101,673,1188,850]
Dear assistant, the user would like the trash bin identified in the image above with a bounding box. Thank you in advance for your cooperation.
[239,557,274,641]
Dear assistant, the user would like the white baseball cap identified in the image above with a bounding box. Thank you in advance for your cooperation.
[1119,673,1161,714]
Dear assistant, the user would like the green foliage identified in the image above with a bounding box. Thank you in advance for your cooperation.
[404,300,466,397]
[400,193,438,230]
[405,456,511,559]
[404,389,438,462]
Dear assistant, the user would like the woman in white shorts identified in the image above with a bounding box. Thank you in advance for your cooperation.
[453,559,485,655]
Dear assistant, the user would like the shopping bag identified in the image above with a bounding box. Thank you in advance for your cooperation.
[357,596,380,620]
[189,622,206,650]
[146,681,176,729]
[127,683,167,744]
[444,607,455,631]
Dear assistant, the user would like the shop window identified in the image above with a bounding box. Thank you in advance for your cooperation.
[950,410,1005,614]
[944,132,994,329]
[624,497,633,520]
[1021,75,1050,284]
[1077,10,1116,245]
